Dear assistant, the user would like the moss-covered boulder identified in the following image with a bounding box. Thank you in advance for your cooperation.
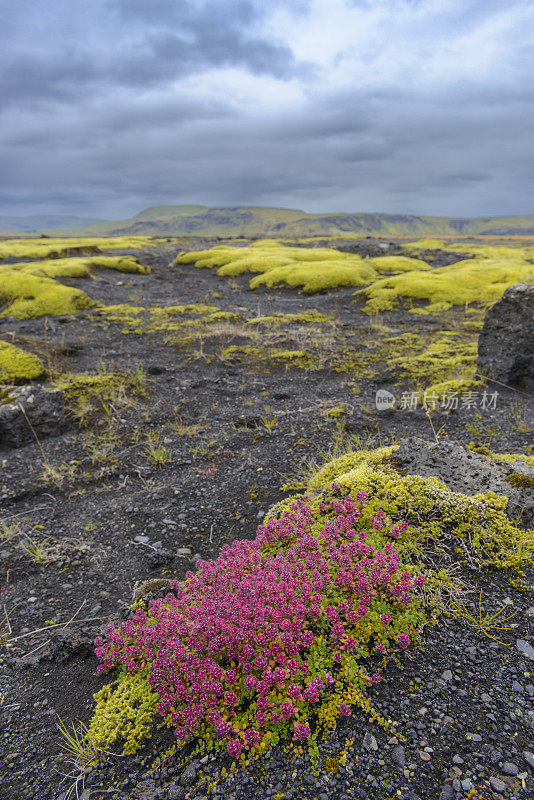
[392,438,534,529]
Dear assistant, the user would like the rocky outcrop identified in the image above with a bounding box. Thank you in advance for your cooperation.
[477,283,534,389]
[393,438,534,528]
[0,385,71,449]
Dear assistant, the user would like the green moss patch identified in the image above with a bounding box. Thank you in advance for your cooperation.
[55,369,148,422]
[0,386,16,404]
[176,242,378,293]
[7,255,149,278]
[359,249,534,314]
[326,405,350,418]
[90,669,160,756]
[367,256,432,273]
[221,345,316,369]
[467,443,534,468]
[306,445,534,571]
[246,310,331,326]
[0,340,45,382]
[0,236,155,261]
[0,269,95,318]
[495,453,534,468]
[389,335,479,390]
[505,472,534,490]
[416,377,484,405]
[205,311,243,322]
[155,303,219,315]
[97,304,224,336]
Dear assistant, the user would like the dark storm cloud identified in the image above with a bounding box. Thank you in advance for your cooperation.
[113,0,312,32]
[0,0,304,108]
[1,0,533,218]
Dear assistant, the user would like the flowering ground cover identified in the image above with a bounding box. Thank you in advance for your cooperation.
[90,489,428,767]
[87,445,532,776]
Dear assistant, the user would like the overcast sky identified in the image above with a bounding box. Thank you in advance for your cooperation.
[1,0,533,219]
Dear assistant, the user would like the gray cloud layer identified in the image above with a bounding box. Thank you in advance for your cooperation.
[1,0,532,218]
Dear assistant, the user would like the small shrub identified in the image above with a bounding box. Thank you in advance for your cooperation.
[91,492,427,763]
[87,443,534,774]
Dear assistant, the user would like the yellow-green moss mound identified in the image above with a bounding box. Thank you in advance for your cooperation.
[90,669,160,756]
[0,236,155,261]
[358,252,534,314]
[250,261,377,293]
[176,241,379,293]
[0,270,95,318]
[366,256,432,273]
[0,252,150,318]
[6,255,149,278]
[308,446,399,490]
[0,340,45,382]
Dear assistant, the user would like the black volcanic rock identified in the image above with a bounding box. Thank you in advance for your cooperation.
[0,385,71,449]
[477,283,534,390]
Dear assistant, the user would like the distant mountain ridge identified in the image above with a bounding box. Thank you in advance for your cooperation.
[0,215,105,234]
[2,205,534,237]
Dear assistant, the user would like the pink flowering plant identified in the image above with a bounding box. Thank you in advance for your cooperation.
[94,488,427,763]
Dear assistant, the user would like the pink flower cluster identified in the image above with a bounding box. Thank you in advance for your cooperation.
[94,491,425,757]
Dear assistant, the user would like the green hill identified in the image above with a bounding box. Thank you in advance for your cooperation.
[3,205,534,238]
[80,207,534,238]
